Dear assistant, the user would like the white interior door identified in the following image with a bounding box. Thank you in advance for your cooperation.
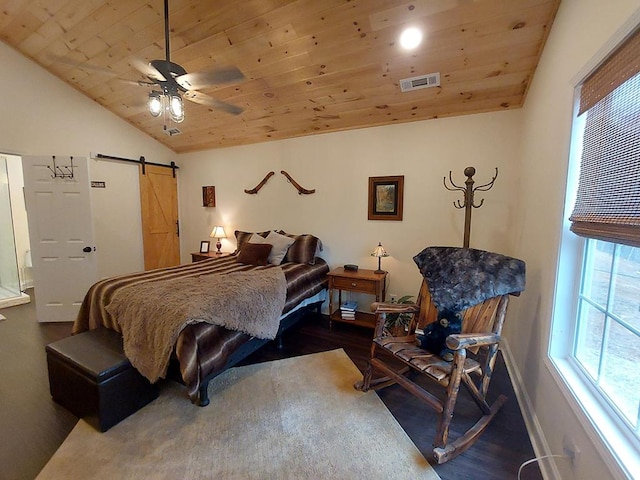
[22,156,97,323]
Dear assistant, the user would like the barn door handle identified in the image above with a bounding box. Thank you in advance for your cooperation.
[82,246,92,253]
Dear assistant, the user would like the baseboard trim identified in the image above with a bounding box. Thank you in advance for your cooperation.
[501,339,562,480]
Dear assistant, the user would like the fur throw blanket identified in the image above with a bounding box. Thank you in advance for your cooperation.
[413,247,525,359]
[106,268,287,382]
[413,246,526,312]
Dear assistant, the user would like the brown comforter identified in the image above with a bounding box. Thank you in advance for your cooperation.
[73,255,329,402]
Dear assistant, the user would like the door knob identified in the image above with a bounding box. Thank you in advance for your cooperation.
[83,246,92,253]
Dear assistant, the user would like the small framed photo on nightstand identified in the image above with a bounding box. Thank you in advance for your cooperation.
[199,241,210,253]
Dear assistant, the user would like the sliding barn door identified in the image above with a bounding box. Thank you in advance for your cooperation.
[139,164,179,270]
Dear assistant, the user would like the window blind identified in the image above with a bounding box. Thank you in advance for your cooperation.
[569,29,640,248]
[578,29,640,115]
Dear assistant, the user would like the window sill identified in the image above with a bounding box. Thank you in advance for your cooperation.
[546,355,639,479]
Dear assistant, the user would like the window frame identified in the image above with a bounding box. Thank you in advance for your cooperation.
[549,219,640,479]
[573,240,640,433]
[548,18,640,477]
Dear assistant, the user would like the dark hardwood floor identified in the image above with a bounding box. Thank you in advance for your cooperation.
[0,295,542,480]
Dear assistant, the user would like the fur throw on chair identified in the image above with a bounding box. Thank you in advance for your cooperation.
[413,246,526,359]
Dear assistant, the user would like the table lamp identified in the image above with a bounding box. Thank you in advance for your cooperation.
[371,242,389,273]
[210,226,227,254]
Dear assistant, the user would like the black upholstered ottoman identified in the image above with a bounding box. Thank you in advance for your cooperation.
[46,328,159,432]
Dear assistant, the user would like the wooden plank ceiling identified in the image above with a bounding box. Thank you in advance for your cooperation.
[0,0,560,153]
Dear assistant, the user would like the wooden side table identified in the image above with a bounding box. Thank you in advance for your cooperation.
[191,251,229,262]
[327,267,387,328]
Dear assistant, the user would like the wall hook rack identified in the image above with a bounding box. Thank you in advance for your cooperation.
[244,171,275,194]
[280,170,315,194]
[47,155,75,179]
[444,166,498,247]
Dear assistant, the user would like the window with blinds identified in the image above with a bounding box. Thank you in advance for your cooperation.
[569,28,640,247]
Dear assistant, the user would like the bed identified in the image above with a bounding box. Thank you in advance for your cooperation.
[72,230,329,406]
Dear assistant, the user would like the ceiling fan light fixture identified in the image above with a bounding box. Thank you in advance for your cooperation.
[169,93,184,123]
[142,0,243,127]
[148,91,163,117]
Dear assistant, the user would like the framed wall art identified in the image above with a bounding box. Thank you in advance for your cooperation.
[368,175,404,221]
[202,186,216,207]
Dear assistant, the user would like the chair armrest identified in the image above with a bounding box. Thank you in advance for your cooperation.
[371,302,419,314]
[446,333,500,350]
[370,303,419,337]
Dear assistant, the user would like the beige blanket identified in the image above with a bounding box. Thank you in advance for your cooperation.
[106,268,287,382]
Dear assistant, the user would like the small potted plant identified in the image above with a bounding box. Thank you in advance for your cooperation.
[384,295,415,336]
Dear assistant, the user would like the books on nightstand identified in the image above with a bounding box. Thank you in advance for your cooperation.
[340,300,357,320]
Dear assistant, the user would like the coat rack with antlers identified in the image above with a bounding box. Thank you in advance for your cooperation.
[444,166,498,248]
[244,170,315,195]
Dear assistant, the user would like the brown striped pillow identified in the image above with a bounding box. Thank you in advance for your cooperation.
[278,231,321,265]
[233,230,270,255]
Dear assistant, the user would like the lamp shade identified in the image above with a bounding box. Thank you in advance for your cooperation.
[371,242,389,258]
[210,226,227,239]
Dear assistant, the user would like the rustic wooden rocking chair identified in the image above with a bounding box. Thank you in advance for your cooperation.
[355,247,524,464]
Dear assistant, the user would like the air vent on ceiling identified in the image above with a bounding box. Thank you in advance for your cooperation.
[164,127,182,136]
[399,72,441,92]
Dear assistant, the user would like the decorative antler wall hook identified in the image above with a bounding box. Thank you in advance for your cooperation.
[280,170,315,194]
[243,170,316,195]
[444,166,498,247]
[244,171,275,194]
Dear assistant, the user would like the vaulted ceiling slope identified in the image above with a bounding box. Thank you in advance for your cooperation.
[0,0,559,153]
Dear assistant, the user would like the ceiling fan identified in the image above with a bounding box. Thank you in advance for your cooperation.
[136,0,245,124]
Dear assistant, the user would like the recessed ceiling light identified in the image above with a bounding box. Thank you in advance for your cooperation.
[400,27,423,50]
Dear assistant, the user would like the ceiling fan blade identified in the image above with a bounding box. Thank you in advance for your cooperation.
[48,54,154,86]
[176,67,245,90]
[184,91,244,115]
[48,55,116,76]
[119,79,157,87]
[130,57,166,82]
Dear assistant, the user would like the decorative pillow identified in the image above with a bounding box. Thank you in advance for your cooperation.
[249,233,267,244]
[263,231,295,265]
[233,230,270,254]
[279,231,321,265]
[235,243,273,266]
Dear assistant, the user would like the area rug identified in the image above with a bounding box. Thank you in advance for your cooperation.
[37,349,439,480]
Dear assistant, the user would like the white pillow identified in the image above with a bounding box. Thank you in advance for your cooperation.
[248,233,267,244]
[263,231,294,265]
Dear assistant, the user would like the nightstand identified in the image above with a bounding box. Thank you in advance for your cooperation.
[327,267,387,328]
[191,251,229,262]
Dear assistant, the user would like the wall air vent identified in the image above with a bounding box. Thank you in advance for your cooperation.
[399,72,441,92]
[164,127,182,136]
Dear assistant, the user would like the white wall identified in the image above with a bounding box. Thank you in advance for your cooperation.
[0,42,175,279]
[178,110,523,307]
[510,1,640,479]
